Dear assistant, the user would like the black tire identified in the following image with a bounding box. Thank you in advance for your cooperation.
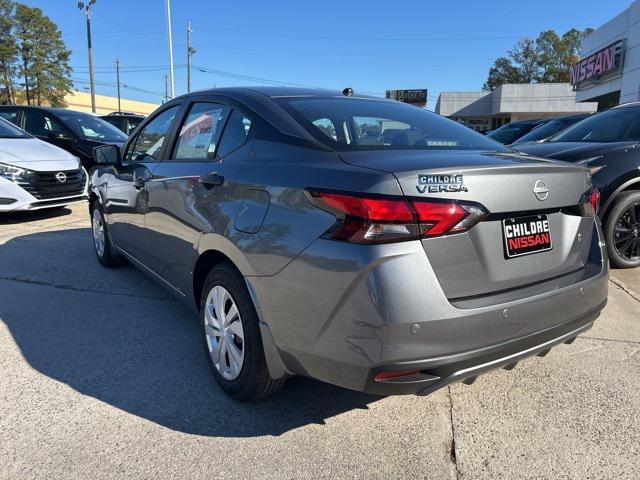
[605,191,640,269]
[90,201,127,268]
[200,262,285,401]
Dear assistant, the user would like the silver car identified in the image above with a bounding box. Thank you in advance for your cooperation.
[88,87,608,401]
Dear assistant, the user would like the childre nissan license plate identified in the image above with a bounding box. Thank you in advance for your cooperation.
[502,214,553,258]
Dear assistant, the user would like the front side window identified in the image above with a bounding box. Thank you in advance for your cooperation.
[277,97,503,151]
[126,106,179,162]
[174,103,230,160]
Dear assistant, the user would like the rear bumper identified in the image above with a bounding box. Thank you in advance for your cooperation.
[249,219,609,395]
[366,302,601,395]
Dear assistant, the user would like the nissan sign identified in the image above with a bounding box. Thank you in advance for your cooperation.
[385,89,428,107]
[570,40,625,90]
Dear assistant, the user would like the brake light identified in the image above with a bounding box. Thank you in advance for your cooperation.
[579,187,600,217]
[307,190,488,244]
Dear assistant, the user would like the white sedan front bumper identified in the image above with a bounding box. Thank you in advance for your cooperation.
[0,169,89,212]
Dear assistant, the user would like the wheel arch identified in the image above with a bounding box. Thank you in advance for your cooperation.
[192,250,241,311]
[600,177,640,220]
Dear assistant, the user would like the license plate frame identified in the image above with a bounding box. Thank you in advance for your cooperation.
[502,214,553,259]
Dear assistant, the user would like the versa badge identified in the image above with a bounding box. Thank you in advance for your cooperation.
[417,174,468,193]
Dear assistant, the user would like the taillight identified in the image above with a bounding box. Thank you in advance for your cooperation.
[307,190,488,244]
[579,187,600,217]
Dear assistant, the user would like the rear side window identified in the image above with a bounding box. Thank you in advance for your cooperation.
[126,106,179,162]
[174,103,230,160]
[217,111,252,158]
[0,110,19,126]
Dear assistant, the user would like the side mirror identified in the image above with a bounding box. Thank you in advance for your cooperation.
[93,144,121,166]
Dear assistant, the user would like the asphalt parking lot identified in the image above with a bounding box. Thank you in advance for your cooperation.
[1,204,639,480]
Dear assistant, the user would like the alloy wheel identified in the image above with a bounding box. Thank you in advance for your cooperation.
[92,208,105,257]
[613,201,640,262]
[204,285,245,381]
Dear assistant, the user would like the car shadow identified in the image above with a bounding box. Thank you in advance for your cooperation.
[0,228,382,437]
[0,206,74,224]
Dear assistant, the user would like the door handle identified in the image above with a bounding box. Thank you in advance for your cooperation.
[199,173,225,188]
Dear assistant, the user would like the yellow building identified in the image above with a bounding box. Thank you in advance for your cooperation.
[14,90,159,116]
[64,91,159,116]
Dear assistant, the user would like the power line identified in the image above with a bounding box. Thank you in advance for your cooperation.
[72,78,166,98]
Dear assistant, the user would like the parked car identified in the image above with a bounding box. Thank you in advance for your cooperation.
[0,106,127,170]
[0,117,87,212]
[89,87,608,401]
[487,118,548,144]
[510,114,593,146]
[515,103,640,269]
[100,112,145,135]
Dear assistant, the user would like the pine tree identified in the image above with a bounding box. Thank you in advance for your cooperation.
[0,0,17,104]
[14,3,72,107]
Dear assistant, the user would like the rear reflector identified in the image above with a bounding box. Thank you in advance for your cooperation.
[579,187,600,217]
[307,190,488,244]
[374,370,420,382]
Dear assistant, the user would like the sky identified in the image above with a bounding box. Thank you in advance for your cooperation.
[20,0,634,108]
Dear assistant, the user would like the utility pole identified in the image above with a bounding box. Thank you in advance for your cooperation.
[164,75,168,103]
[187,21,195,93]
[78,1,97,113]
[165,0,175,98]
[115,59,121,113]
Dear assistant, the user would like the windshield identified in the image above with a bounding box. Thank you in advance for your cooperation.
[551,107,640,143]
[0,116,30,139]
[56,110,127,143]
[277,97,504,151]
[487,121,542,145]
[513,117,587,144]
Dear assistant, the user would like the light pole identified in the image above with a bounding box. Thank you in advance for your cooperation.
[78,1,97,113]
[187,21,195,93]
[165,0,175,98]
[115,59,121,113]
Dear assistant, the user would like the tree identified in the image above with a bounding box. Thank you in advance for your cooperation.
[0,0,17,104]
[14,4,72,106]
[483,28,593,90]
[483,57,522,91]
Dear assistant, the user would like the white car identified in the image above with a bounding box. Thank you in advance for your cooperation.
[0,117,88,212]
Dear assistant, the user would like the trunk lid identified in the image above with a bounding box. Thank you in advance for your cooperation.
[339,149,596,302]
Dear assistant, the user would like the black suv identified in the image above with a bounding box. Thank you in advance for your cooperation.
[0,106,127,169]
[100,112,145,135]
[516,103,640,268]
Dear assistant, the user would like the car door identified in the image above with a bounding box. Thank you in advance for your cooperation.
[144,100,254,294]
[22,109,77,152]
[104,104,182,262]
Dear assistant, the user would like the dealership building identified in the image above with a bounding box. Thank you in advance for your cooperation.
[573,1,640,108]
[435,83,597,131]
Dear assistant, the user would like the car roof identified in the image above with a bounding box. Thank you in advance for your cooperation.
[500,118,544,126]
[178,86,382,101]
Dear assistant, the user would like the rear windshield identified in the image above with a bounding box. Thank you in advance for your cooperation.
[0,116,30,138]
[56,110,127,143]
[487,122,541,145]
[513,117,586,144]
[550,107,640,143]
[276,97,504,151]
